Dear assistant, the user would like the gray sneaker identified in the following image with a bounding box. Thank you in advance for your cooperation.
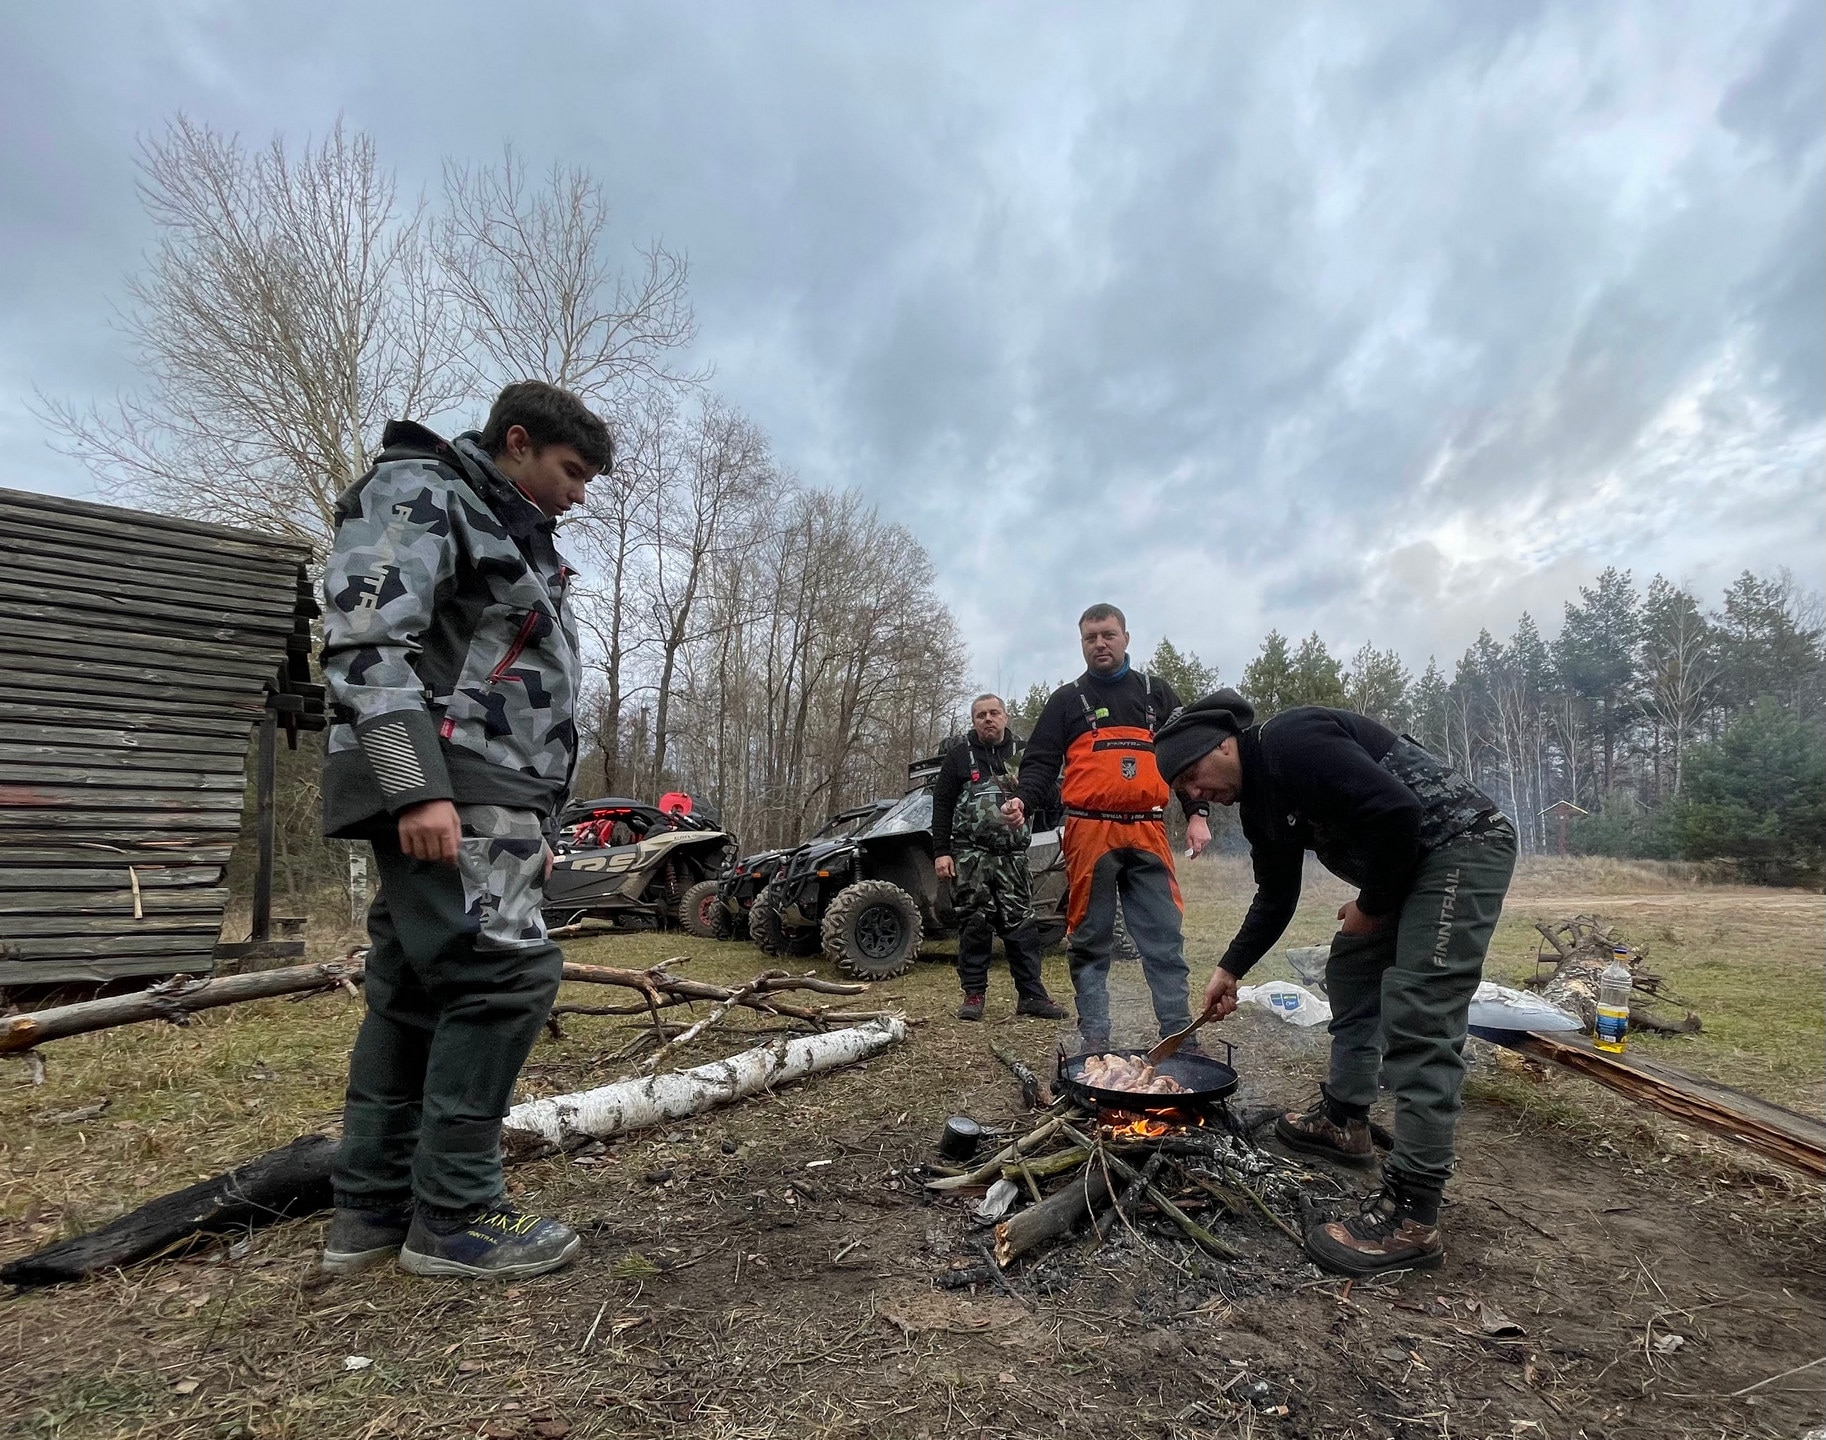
[320,1204,412,1274]
[397,1202,582,1280]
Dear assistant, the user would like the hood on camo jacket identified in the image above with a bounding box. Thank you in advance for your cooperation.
[319,419,582,839]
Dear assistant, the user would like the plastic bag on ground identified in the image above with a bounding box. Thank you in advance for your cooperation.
[972,1177,1020,1222]
[1467,981,1581,1033]
[1237,981,1332,1027]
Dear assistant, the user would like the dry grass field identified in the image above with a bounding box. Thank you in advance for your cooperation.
[1,856,1820,1439]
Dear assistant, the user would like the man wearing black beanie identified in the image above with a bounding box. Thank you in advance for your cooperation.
[1156,694,1517,1278]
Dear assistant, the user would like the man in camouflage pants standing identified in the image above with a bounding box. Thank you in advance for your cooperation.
[932,694,1067,1022]
[317,382,611,1280]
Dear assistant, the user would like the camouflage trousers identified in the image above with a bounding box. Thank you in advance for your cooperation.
[332,805,562,1222]
[952,845,1049,1001]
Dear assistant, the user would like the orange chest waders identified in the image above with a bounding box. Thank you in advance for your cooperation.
[1059,687,1181,930]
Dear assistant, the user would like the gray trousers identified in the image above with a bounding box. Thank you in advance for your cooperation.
[1324,826,1517,1191]
[1067,848,1193,1040]
[332,806,561,1222]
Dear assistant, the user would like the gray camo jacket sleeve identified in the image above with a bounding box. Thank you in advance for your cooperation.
[321,463,459,815]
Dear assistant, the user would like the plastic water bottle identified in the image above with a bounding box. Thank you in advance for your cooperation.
[1593,948,1632,1053]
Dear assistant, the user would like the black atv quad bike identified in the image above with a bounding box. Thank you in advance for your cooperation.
[712,800,894,941]
[750,755,1070,979]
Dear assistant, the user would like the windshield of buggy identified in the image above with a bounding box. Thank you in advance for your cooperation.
[862,788,932,838]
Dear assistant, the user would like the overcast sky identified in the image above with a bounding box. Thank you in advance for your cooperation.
[2,2,1819,694]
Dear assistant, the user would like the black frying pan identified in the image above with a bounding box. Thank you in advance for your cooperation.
[1058,1041,1238,1112]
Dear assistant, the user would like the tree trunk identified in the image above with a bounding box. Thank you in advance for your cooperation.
[502,1018,907,1151]
[0,1135,336,1287]
[992,1166,1117,1267]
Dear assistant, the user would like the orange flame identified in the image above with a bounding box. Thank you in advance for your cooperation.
[1096,1105,1211,1141]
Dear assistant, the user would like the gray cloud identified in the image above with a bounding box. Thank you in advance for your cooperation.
[1,0,1817,693]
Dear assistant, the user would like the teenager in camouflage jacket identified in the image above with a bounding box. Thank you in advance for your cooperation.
[318,382,610,1283]
[321,431,583,839]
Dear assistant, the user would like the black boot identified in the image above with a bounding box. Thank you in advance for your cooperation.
[1304,1173,1445,1277]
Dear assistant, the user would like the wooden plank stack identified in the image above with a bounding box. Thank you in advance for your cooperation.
[0,486,324,985]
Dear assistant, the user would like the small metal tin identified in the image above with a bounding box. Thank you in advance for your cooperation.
[938,1115,982,1162]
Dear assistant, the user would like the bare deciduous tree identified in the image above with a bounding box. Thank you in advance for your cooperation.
[640,396,769,790]
[43,116,464,544]
[436,147,704,408]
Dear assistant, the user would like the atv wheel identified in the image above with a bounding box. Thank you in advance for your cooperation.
[751,879,819,958]
[680,880,723,940]
[821,880,923,979]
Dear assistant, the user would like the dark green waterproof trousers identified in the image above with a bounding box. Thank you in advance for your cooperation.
[1324,823,1517,1192]
[331,805,562,1222]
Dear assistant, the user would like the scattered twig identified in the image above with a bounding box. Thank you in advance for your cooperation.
[1727,1354,1824,1397]
[990,1042,1053,1108]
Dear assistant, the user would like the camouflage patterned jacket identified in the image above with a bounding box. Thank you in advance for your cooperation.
[319,420,581,839]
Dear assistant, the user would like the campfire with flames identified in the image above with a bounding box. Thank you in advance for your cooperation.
[926,1044,1344,1277]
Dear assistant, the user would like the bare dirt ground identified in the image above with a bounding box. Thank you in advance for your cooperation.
[2,859,1821,1439]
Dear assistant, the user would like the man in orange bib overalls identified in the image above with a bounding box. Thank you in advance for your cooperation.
[1004,604,1212,1048]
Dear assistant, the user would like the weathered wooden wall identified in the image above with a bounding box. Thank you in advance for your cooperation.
[0,487,323,985]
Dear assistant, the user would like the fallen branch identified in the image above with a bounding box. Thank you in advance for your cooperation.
[557,961,872,1028]
[1,1135,335,1288]
[636,979,765,1074]
[503,1018,908,1152]
[990,1042,1053,1109]
[1503,1031,1826,1178]
[927,1116,1071,1192]
[1185,1170,1303,1245]
[1091,1151,1165,1244]
[0,959,367,1055]
[7,1019,910,1287]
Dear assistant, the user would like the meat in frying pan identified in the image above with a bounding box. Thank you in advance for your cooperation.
[1078,1053,1188,1095]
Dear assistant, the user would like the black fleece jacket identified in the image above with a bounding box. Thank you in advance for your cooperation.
[1218,707,1428,978]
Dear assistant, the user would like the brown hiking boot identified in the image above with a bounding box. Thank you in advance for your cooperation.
[957,994,986,1021]
[1274,1090,1375,1167]
[1304,1179,1444,1277]
[1015,996,1068,1020]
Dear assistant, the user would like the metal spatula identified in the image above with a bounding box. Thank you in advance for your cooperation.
[1146,1001,1219,1064]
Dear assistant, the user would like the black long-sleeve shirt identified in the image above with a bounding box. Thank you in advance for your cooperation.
[1014,667,1209,821]
[931,733,1018,857]
[1218,707,1480,978]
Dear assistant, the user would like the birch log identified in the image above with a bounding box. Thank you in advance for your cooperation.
[503,1018,908,1151]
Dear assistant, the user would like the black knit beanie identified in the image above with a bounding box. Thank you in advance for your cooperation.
[1153,689,1256,783]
